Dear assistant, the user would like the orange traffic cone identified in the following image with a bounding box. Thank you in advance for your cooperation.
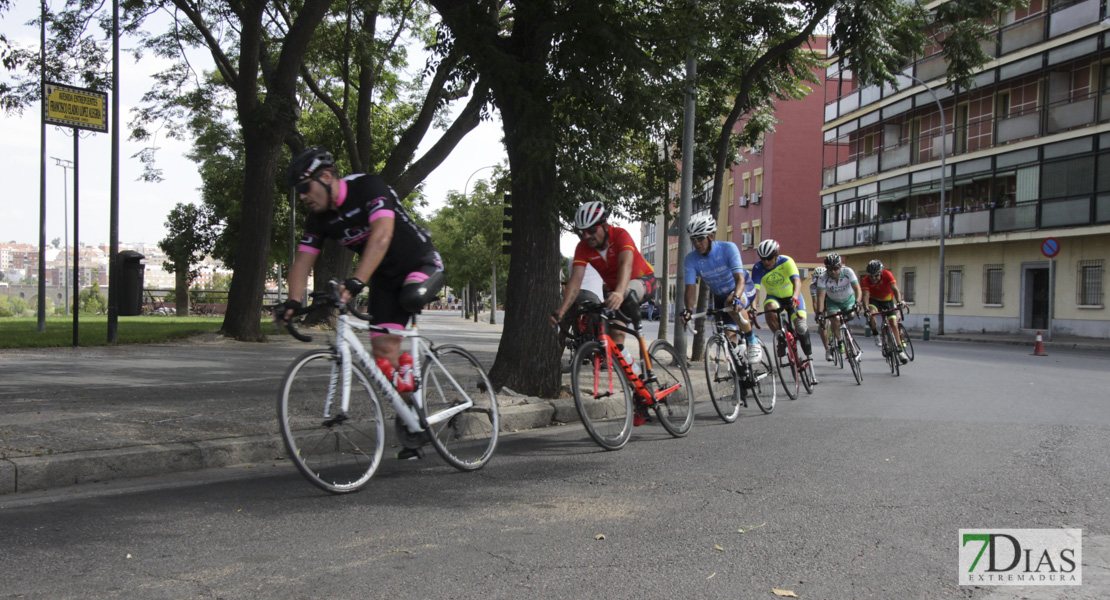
[1031,330,1047,356]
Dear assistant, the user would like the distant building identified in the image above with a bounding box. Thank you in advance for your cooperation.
[821,0,1109,337]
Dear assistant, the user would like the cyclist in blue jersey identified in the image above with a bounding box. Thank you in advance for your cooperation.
[679,215,762,364]
[750,239,815,365]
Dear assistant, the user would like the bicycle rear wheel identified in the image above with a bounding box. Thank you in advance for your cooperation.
[773,330,799,400]
[800,355,815,395]
[571,341,633,450]
[898,323,915,361]
[703,334,741,423]
[278,350,385,494]
[420,344,500,471]
[752,345,776,414]
[648,339,694,437]
[882,326,900,376]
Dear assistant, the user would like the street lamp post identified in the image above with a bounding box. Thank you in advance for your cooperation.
[906,73,947,337]
[53,157,74,315]
[464,164,498,324]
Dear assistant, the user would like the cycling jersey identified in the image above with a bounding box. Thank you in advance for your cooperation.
[818,266,860,303]
[299,175,436,280]
[572,225,654,290]
[860,269,897,302]
[684,240,746,297]
[751,255,800,299]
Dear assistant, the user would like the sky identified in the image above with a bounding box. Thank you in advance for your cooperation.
[0,5,627,260]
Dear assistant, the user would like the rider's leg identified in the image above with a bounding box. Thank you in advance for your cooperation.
[793,313,813,358]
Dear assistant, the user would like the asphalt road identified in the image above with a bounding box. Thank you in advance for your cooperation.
[1,339,1107,599]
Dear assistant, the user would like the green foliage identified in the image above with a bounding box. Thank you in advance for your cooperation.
[426,172,510,297]
[78,278,106,315]
[159,203,219,284]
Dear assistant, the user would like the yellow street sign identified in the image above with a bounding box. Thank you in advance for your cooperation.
[43,82,109,133]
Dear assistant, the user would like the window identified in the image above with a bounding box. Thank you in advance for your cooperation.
[984,265,1004,305]
[1077,259,1104,306]
[996,90,1011,119]
[946,267,964,304]
[862,134,876,156]
[902,269,916,303]
[955,103,969,154]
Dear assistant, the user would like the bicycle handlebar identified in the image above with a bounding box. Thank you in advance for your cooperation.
[276,280,372,343]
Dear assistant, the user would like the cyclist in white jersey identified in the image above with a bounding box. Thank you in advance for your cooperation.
[815,253,863,361]
[810,267,830,360]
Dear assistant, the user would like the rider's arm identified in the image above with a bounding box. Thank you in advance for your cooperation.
[556,264,587,320]
[733,271,746,301]
[682,283,697,319]
[278,250,318,321]
[791,276,802,306]
[851,282,863,304]
[605,248,634,311]
[816,288,826,314]
[891,282,904,305]
[341,216,394,302]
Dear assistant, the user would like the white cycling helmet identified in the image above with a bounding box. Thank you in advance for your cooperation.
[686,215,716,237]
[756,239,780,259]
[574,201,608,230]
[813,266,827,279]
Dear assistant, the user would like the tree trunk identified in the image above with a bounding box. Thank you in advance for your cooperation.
[690,280,710,361]
[174,265,190,317]
[657,202,671,341]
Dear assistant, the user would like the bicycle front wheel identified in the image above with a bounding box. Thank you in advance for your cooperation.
[844,329,863,385]
[704,334,741,423]
[773,330,799,400]
[278,350,385,494]
[752,344,776,414]
[420,345,500,471]
[898,323,915,361]
[882,326,900,376]
[648,339,694,437]
[571,341,633,450]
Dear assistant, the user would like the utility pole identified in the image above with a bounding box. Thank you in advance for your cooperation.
[52,157,74,315]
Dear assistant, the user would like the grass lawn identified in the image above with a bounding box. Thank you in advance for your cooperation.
[0,316,266,349]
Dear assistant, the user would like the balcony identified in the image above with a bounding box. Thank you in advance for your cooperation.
[1000,14,1046,55]
[1047,97,1096,133]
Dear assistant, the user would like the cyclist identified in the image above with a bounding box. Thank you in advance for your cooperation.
[860,259,909,365]
[557,261,604,353]
[551,202,657,424]
[679,215,761,365]
[274,146,445,459]
[815,253,863,362]
[750,239,816,376]
[809,266,830,360]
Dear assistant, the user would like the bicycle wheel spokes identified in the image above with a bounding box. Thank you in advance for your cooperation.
[571,341,633,450]
[899,323,915,361]
[704,334,741,423]
[753,345,776,413]
[773,330,799,400]
[421,345,500,471]
[278,350,385,494]
[647,339,694,437]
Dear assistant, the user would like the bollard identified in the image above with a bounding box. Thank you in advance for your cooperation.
[923,317,931,341]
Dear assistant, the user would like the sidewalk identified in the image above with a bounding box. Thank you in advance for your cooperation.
[1,314,1106,495]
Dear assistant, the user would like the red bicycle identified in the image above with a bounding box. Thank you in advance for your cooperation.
[569,302,694,450]
[751,306,815,400]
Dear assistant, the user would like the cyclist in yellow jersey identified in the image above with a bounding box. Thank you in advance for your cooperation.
[750,239,815,368]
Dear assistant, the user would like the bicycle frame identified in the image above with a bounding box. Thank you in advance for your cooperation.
[330,312,474,435]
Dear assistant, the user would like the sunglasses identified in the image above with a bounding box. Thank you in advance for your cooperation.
[576,225,601,237]
[294,179,315,195]
[690,235,708,243]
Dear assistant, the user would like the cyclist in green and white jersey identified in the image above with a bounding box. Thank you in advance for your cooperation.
[815,253,863,362]
[810,266,830,360]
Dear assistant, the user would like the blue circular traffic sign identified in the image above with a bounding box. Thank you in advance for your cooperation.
[1041,237,1060,258]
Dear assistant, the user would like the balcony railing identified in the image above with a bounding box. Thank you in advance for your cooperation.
[820,194,1110,251]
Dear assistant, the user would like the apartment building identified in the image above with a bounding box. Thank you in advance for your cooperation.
[821,0,1109,338]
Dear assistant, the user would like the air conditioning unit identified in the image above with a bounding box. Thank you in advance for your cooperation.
[741,232,753,247]
[750,192,760,205]
[856,230,872,244]
[737,194,747,207]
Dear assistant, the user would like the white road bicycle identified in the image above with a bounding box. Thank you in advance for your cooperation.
[277,283,499,494]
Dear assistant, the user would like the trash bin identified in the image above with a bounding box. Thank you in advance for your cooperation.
[118,250,145,316]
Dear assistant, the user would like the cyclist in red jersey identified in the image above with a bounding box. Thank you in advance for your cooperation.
[860,259,909,364]
[551,202,656,353]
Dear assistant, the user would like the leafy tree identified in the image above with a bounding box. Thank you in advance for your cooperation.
[51,237,61,248]
[159,203,219,317]
[78,277,106,314]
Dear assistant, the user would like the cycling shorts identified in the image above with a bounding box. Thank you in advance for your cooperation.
[825,297,856,316]
[869,298,896,317]
[368,251,445,335]
[764,294,807,320]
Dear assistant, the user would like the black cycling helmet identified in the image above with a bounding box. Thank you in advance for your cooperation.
[824,253,842,269]
[866,259,884,275]
[287,146,335,187]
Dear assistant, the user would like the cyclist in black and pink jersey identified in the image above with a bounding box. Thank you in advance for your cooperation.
[274,148,445,458]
